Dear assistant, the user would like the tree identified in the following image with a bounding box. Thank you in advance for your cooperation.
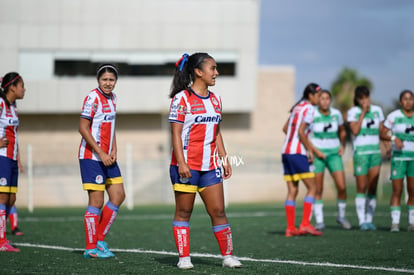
[330,67,373,119]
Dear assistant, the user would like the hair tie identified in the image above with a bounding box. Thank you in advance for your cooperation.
[2,75,21,89]
[97,65,118,76]
[175,53,189,72]
[316,86,321,91]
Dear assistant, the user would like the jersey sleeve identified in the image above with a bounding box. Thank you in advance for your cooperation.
[303,104,315,124]
[383,111,395,130]
[169,92,187,123]
[347,107,358,122]
[80,93,98,120]
[337,110,344,125]
[378,106,385,121]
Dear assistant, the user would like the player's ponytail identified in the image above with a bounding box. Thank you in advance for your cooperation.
[289,82,321,112]
[169,52,214,98]
[0,72,21,107]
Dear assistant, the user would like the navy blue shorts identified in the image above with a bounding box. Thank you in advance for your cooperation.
[282,154,314,182]
[169,165,223,193]
[0,156,18,193]
[79,159,123,191]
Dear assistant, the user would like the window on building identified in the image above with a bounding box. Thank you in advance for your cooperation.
[54,60,236,76]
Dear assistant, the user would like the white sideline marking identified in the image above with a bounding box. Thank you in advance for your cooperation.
[20,211,394,222]
[14,242,414,273]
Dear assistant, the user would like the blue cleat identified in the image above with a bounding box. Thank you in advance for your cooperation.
[366,223,377,230]
[83,248,112,259]
[360,223,369,231]
[97,241,115,257]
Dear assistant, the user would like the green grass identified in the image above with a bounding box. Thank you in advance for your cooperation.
[2,202,414,274]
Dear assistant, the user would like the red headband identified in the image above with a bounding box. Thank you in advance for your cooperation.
[2,75,21,89]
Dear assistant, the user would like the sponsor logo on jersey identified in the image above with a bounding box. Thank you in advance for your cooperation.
[8,119,19,126]
[178,105,187,115]
[96,175,104,184]
[170,103,179,112]
[191,107,206,113]
[194,115,222,123]
[0,178,7,186]
[103,114,115,121]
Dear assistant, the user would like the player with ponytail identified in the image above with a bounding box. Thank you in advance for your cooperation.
[168,53,242,269]
[281,83,323,237]
[0,72,26,252]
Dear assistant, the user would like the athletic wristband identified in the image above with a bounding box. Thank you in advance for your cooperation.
[391,135,396,142]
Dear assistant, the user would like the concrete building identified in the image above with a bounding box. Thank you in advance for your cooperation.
[1,0,304,207]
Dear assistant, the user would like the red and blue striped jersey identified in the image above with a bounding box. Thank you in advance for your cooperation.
[78,88,117,161]
[169,90,222,171]
[0,99,19,160]
[282,100,315,155]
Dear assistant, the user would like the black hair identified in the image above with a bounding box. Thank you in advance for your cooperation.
[289,82,321,112]
[169,52,214,98]
[399,89,414,102]
[353,86,370,106]
[320,89,332,99]
[96,64,119,80]
[0,72,21,107]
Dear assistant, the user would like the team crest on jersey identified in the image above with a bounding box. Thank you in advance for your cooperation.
[92,103,98,112]
[0,178,7,186]
[95,175,104,184]
[211,96,221,113]
[177,105,187,115]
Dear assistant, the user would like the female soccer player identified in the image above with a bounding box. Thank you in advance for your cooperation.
[79,64,125,258]
[282,83,323,237]
[0,72,26,252]
[168,53,242,269]
[309,90,351,230]
[347,86,385,231]
[381,90,414,232]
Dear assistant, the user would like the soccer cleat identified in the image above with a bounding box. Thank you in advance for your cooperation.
[177,256,193,269]
[315,223,325,231]
[97,241,115,257]
[12,227,24,236]
[0,241,20,252]
[360,223,369,231]
[83,248,112,259]
[285,227,300,237]
[390,224,399,233]
[222,255,243,268]
[336,217,352,230]
[366,223,377,230]
[408,224,414,232]
[299,225,323,236]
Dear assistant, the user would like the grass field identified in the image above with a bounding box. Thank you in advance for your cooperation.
[2,200,414,274]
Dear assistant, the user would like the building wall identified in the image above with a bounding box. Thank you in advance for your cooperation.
[0,0,258,113]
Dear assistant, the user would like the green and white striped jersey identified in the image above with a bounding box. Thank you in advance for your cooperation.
[347,105,384,155]
[384,109,414,160]
[310,107,343,155]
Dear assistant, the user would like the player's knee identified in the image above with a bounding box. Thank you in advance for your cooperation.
[210,207,226,219]
[176,207,193,219]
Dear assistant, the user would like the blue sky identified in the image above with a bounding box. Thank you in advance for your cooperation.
[259,0,414,109]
